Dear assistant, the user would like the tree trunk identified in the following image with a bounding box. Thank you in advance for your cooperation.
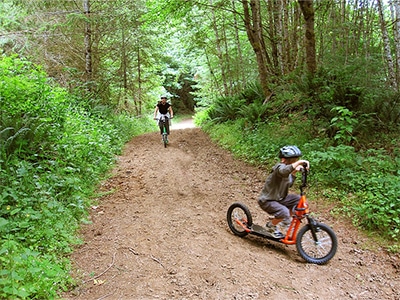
[265,0,278,75]
[292,4,301,70]
[121,27,129,112]
[274,0,284,75]
[377,0,397,89]
[363,0,374,59]
[298,0,316,75]
[391,0,400,88]
[232,0,247,91]
[282,0,291,73]
[241,0,273,100]
[122,28,127,91]
[210,0,229,96]
[340,0,347,58]
[83,0,92,87]
[222,23,234,95]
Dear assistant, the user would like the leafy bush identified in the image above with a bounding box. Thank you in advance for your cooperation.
[364,91,400,132]
[203,82,310,129]
[239,81,264,104]
[203,116,400,243]
[193,108,211,127]
[294,62,400,141]
[200,61,400,245]
[0,55,155,298]
[238,100,268,125]
[207,96,245,123]
[329,106,358,144]
[0,55,64,162]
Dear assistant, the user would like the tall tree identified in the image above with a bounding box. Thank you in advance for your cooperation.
[210,0,229,95]
[390,0,400,88]
[83,0,92,90]
[298,0,316,75]
[378,0,397,89]
[241,0,273,100]
[231,0,247,92]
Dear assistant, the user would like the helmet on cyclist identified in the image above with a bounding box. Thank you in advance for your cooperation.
[278,145,302,158]
[160,95,167,99]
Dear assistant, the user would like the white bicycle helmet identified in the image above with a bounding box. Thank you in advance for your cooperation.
[279,145,302,158]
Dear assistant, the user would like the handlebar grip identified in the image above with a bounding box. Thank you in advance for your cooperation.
[301,162,308,188]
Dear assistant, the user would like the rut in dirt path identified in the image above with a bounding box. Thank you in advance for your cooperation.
[64,127,400,300]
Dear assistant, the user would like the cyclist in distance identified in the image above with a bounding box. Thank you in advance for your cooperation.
[258,145,310,238]
[153,95,174,135]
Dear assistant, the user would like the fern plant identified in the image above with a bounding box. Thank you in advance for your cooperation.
[238,101,269,125]
[207,96,245,123]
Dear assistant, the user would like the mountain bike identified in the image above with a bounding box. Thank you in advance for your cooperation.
[156,115,170,148]
[227,163,338,265]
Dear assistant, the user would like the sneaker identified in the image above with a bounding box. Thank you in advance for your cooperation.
[280,221,291,235]
[265,221,284,238]
[280,225,289,235]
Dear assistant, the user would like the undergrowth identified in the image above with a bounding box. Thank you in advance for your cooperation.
[0,55,156,299]
[196,79,400,251]
[202,119,400,249]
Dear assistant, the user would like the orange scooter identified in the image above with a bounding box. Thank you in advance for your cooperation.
[227,163,337,264]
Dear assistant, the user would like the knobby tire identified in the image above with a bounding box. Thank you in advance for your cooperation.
[163,134,167,148]
[226,202,252,237]
[296,222,338,264]
[161,122,168,148]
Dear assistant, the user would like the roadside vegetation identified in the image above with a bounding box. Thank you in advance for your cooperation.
[195,66,400,253]
[0,56,156,299]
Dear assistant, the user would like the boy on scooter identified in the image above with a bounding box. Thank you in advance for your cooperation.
[258,145,310,238]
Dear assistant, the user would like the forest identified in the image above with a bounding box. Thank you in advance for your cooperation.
[0,0,399,298]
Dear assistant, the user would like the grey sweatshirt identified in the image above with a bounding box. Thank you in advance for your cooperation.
[258,162,295,203]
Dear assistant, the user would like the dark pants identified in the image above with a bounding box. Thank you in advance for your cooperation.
[158,119,170,135]
[258,194,300,223]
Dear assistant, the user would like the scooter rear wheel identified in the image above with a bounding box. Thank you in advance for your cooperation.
[227,202,253,237]
[296,222,337,264]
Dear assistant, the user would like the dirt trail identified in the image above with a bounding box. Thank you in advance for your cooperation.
[64,122,399,300]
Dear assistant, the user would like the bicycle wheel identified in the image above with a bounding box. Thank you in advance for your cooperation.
[296,222,338,264]
[162,133,168,148]
[226,202,252,237]
[161,122,168,148]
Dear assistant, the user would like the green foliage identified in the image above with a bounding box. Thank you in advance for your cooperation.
[294,62,400,141]
[365,91,400,131]
[207,96,246,123]
[239,82,264,103]
[238,101,268,125]
[0,55,62,162]
[193,109,211,127]
[330,106,358,143]
[0,55,155,298]
[202,115,400,244]
[310,146,400,240]
[203,114,314,165]
[0,238,72,299]
[205,82,271,126]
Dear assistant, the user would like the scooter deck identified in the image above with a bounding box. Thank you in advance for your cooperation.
[250,223,284,240]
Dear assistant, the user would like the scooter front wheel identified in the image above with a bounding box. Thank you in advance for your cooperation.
[296,222,338,264]
[227,202,253,237]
